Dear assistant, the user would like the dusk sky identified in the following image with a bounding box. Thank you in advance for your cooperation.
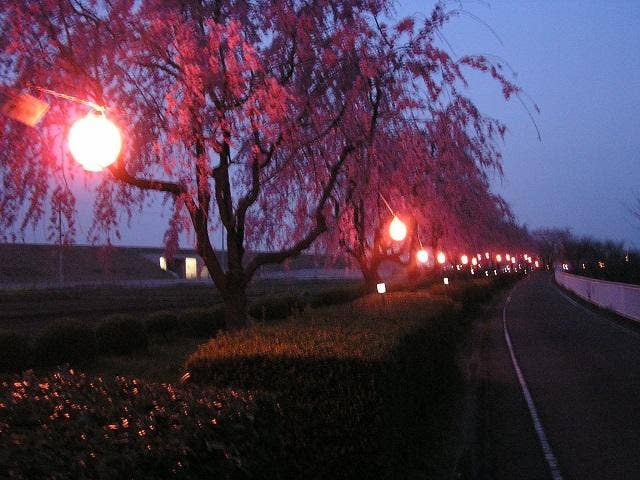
[15,0,640,249]
[398,0,640,248]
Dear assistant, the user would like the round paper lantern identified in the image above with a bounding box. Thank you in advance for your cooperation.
[389,216,407,242]
[68,112,121,171]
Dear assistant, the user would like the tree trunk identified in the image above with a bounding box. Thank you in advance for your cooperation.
[362,265,381,293]
[221,282,251,331]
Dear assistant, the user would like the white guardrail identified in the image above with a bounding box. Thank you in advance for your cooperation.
[555,270,640,322]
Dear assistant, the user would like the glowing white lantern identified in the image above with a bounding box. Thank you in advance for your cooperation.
[471,257,478,266]
[437,251,446,264]
[496,254,502,263]
[68,112,122,171]
[511,257,516,264]
[376,282,386,294]
[485,252,490,259]
[461,255,469,265]
[388,216,407,241]
[416,249,429,264]
[506,254,511,261]
[443,277,449,285]
[535,260,539,268]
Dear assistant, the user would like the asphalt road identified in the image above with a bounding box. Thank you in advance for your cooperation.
[479,272,640,480]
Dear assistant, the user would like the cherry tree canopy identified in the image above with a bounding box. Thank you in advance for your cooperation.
[0,0,523,326]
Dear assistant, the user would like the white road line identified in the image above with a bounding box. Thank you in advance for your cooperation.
[553,286,640,341]
[503,292,564,480]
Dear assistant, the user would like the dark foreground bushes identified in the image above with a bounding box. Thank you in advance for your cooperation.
[0,369,268,479]
[33,318,97,367]
[0,331,31,373]
[0,275,520,478]
[186,291,467,478]
[96,314,148,355]
[0,306,225,374]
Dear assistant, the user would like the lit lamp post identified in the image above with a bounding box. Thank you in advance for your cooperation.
[380,194,407,242]
[7,86,123,172]
[2,86,123,287]
[68,112,122,171]
[388,216,407,242]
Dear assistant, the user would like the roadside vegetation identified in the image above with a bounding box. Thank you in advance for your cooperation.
[536,228,639,284]
[0,273,520,478]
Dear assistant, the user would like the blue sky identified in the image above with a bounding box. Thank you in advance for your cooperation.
[15,0,640,249]
[397,0,640,248]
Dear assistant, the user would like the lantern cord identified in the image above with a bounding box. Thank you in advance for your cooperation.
[379,193,395,216]
[29,86,105,113]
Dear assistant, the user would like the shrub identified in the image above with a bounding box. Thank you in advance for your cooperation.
[0,368,269,479]
[0,330,32,373]
[248,294,306,322]
[187,293,468,478]
[307,285,363,308]
[145,311,180,340]
[96,314,148,355]
[178,307,224,338]
[33,318,97,367]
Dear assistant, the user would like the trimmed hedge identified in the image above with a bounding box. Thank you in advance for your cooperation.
[96,314,148,355]
[144,311,180,340]
[186,292,465,478]
[0,330,31,373]
[248,294,306,322]
[178,307,225,338]
[0,368,270,479]
[33,318,97,367]
[307,285,364,308]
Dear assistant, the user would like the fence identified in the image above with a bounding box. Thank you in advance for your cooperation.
[555,270,640,322]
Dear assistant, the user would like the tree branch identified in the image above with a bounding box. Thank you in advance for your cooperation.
[245,142,356,278]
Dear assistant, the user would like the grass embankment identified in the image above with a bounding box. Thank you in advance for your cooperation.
[0,274,519,478]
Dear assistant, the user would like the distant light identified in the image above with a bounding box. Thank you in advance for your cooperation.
[485,252,490,259]
[471,268,475,275]
[159,256,167,271]
[185,257,198,280]
[376,282,386,294]
[471,257,478,266]
[496,254,502,263]
[494,270,497,276]
[389,217,407,241]
[477,254,482,260]
[485,271,489,277]
[443,277,449,285]
[506,254,511,261]
[68,112,122,171]
[511,257,516,264]
[437,251,446,264]
[416,249,429,264]
[582,263,586,269]
[461,255,469,265]
[535,260,539,268]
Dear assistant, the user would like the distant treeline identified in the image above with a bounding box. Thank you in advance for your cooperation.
[535,228,638,285]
